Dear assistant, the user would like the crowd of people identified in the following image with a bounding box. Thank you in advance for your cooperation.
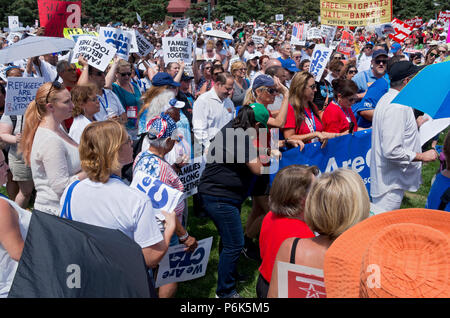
[0,15,449,298]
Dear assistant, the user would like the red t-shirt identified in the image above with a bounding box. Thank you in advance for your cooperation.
[258,211,315,282]
[283,104,323,142]
[322,101,358,133]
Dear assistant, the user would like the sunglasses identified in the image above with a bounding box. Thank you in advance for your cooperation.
[119,72,132,76]
[429,53,439,58]
[45,81,63,104]
[236,68,247,72]
[264,88,278,94]
[374,59,387,65]
[348,70,358,74]
[204,66,212,70]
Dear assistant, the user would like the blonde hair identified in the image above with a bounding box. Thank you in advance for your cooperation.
[206,40,215,50]
[230,60,246,76]
[79,120,128,183]
[19,82,66,165]
[305,169,370,240]
[70,84,97,117]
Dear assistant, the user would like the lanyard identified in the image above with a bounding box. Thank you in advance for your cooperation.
[60,180,80,221]
[98,89,109,113]
[304,108,316,133]
[335,101,352,123]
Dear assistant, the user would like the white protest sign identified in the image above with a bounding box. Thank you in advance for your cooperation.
[308,44,333,81]
[162,37,193,65]
[8,16,19,30]
[307,27,322,40]
[419,114,450,146]
[128,30,139,54]
[202,23,213,33]
[5,77,45,116]
[155,237,213,288]
[174,19,189,30]
[275,14,284,21]
[136,12,142,25]
[71,36,117,72]
[135,31,154,57]
[178,157,206,197]
[252,35,265,45]
[277,261,326,298]
[320,25,337,47]
[225,16,234,25]
[99,27,133,60]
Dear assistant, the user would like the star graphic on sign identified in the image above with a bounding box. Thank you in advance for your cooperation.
[299,284,326,298]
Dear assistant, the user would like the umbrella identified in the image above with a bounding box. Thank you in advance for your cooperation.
[8,210,156,298]
[203,30,233,40]
[0,36,75,64]
[391,61,450,119]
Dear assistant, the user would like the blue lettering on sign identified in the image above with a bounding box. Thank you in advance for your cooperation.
[169,247,205,268]
[310,50,330,76]
[136,177,169,209]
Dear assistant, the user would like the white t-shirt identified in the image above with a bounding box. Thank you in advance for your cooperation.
[68,115,92,144]
[95,89,126,121]
[60,178,163,248]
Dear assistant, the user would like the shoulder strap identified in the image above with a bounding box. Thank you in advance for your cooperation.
[10,115,17,133]
[60,180,80,220]
[438,187,450,210]
[290,237,301,264]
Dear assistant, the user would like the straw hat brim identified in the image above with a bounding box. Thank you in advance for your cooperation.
[323,208,450,298]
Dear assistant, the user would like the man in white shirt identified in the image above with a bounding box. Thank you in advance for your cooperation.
[193,72,235,152]
[370,61,438,214]
[32,53,58,82]
[357,42,374,73]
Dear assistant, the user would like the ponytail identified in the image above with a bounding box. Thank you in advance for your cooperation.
[19,100,41,165]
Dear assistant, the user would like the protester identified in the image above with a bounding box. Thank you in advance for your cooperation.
[370,61,438,214]
[340,61,358,80]
[19,82,87,215]
[195,61,214,97]
[325,59,344,84]
[357,41,374,72]
[230,60,249,108]
[268,168,370,298]
[424,46,439,65]
[257,165,317,298]
[352,49,389,99]
[299,59,310,72]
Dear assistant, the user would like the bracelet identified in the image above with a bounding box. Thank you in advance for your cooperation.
[179,232,189,242]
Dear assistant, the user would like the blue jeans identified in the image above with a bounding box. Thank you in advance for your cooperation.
[200,194,244,298]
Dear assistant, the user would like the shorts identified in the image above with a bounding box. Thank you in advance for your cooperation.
[8,151,32,181]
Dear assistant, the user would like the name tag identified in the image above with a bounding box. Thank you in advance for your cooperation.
[126,106,137,119]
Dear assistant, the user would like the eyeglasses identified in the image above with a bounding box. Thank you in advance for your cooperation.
[374,59,387,65]
[293,56,301,59]
[119,72,132,77]
[439,50,447,54]
[213,72,222,77]
[45,81,63,104]
[168,85,178,90]
[365,46,373,50]
[204,66,212,70]
[257,46,263,49]
[348,70,358,74]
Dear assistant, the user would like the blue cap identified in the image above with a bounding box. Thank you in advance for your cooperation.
[252,74,274,91]
[372,49,388,59]
[365,41,374,47]
[390,42,402,54]
[152,72,181,87]
[279,58,300,72]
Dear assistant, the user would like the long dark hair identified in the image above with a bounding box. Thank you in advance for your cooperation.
[232,105,257,129]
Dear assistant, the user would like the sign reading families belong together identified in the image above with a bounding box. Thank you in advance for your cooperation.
[162,37,193,64]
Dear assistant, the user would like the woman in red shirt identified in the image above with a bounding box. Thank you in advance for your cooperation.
[256,164,318,298]
[322,79,359,135]
[283,72,336,145]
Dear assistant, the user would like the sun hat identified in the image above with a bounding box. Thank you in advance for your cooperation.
[146,113,178,139]
[324,209,450,298]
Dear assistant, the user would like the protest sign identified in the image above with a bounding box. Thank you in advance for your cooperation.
[374,23,395,38]
[99,27,133,60]
[277,262,326,298]
[320,25,337,47]
[272,129,372,193]
[438,11,450,23]
[128,30,139,54]
[5,77,45,116]
[178,157,206,197]
[174,19,189,30]
[307,27,322,40]
[404,17,423,28]
[275,14,284,21]
[389,18,413,43]
[291,23,308,46]
[70,36,117,72]
[308,44,333,81]
[8,16,19,30]
[225,16,234,25]
[63,28,98,42]
[202,23,213,33]
[162,37,193,65]
[155,237,213,288]
[336,30,354,56]
[136,12,142,25]
[135,31,154,57]
[320,0,392,27]
[252,35,265,45]
[38,0,81,37]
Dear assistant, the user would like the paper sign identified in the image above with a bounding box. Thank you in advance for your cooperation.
[419,114,450,146]
[275,14,284,21]
[99,27,133,60]
[174,19,189,30]
[71,36,117,72]
[162,37,193,65]
[374,23,395,38]
[178,157,206,197]
[389,18,413,43]
[135,31,154,57]
[8,16,19,30]
[307,27,322,40]
[404,17,423,28]
[155,237,213,288]
[225,16,234,25]
[278,261,326,298]
[136,12,142,24]
[63,28,98,42]
[309,44,333,81]
[252,35,265,45]
[5,77,45,116]
[38,0,81,37]
[202,23,213,33]
[128,30,139,54]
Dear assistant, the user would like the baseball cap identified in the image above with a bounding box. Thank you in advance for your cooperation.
[390,42,402,54]
[247,51,262,60]
[365,41,374,48]
[168,98,185,109]
[388,60,422,82]
[181,72,194,82]
[305,41,315,49]
[252,74,274,91]
[372,49,388,59]
[249,103,269,127]
[279,58,300,72]
[152,72,181,87]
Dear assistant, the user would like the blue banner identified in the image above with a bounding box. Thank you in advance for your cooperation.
[273,129,372,193]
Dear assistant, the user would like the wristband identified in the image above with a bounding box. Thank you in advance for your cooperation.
[179,232,189,242]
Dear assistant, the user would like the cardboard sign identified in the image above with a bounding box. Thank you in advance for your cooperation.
[389,18,413,43]
[70,36,117,72]
[404,17,423,28]
[162,37,193,65]
[37,0,81,37]
[99,27,133,60]
[275,14,284,21]
[135,31,154,57]
[5,77,45,116]
[277,262,326,298]
[178,157,206,197]
[8,16,19,30]
[155,237,213,288]
[309,44,333,81]
[63,28,98,42]
[225,16,234,25]
[336,30,354,56]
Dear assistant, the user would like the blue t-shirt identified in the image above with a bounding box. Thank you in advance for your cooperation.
[425,173,450,212]
[351,69,388,94]
[352,77,390,128]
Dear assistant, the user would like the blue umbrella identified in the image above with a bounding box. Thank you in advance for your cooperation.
[392,61,450,119]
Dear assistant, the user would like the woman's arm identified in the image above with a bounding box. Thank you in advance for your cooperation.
[0,122,18,145]
[267,77,289,128]
[76,55,90,86]
[0,199,25,262]
[104,56,120,89]
[173,61,185,83]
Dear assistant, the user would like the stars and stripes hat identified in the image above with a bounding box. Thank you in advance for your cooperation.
[146,113,177,139]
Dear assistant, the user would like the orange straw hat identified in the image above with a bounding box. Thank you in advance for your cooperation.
[324,209,450,298]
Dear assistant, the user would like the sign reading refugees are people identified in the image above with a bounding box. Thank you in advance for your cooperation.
[162,37,193,65]
[309,44,333,81]
[37,0,81,37]
[155,237,213,288]
[277,262,327,298]
[99,27,133,60]
[178,157,206,197]
[5,77,45,116]
[320,0,392,27]
[70,36,117,72]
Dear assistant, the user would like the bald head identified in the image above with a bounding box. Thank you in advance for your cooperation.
[263,58,282,72]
